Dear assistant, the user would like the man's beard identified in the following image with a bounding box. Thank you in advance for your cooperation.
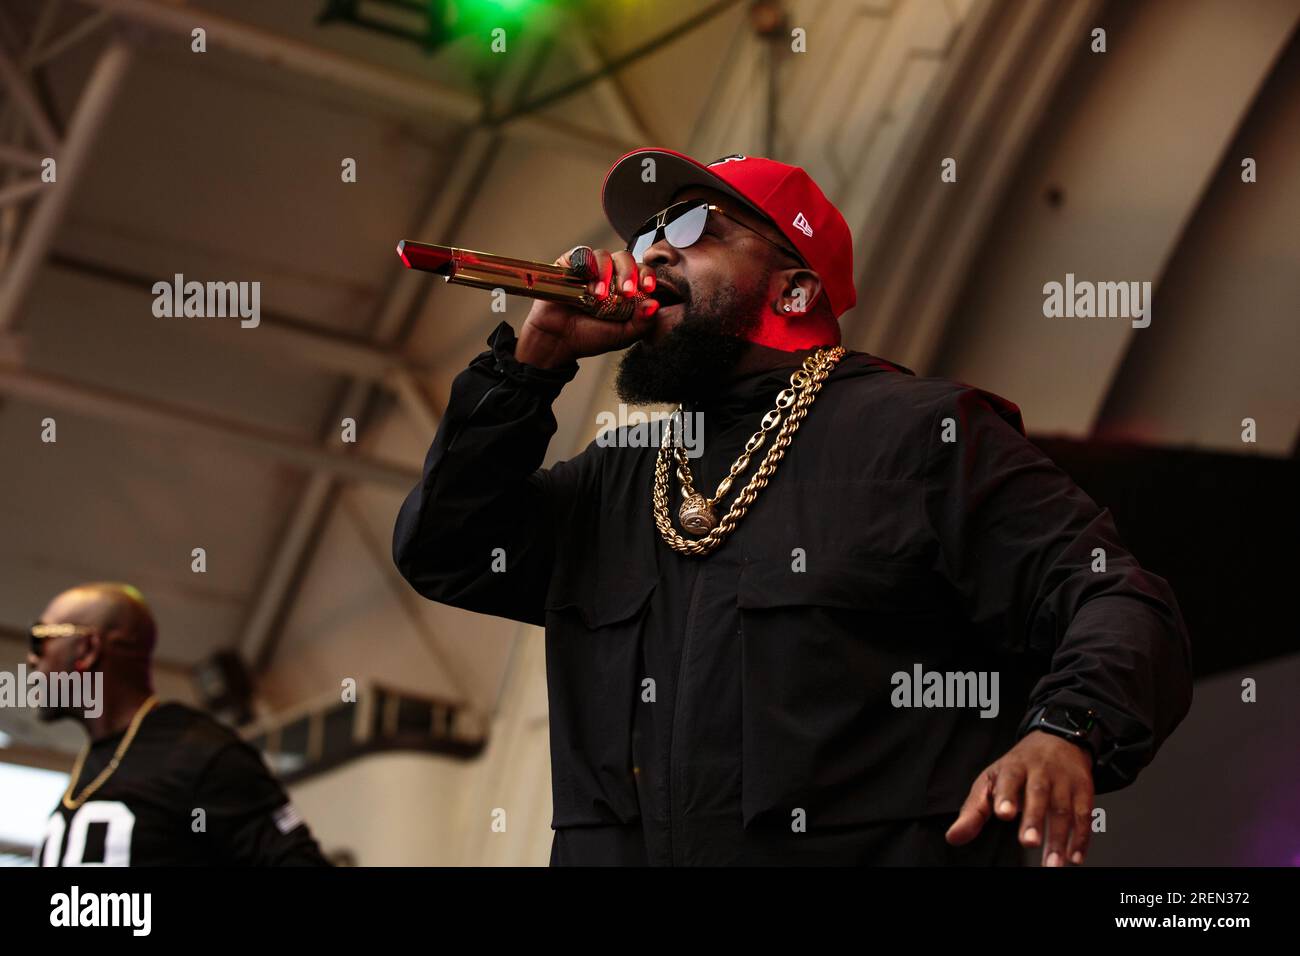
[614,277,764,405]
[37,702,70,722]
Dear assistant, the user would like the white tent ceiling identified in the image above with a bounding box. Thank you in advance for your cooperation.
[1,0,1296,759]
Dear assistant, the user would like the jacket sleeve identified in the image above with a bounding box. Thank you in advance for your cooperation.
[920,384,1193,793]
[392,320,591,628]
[193,742,332,866]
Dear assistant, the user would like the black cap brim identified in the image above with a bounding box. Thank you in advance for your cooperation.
[601,148,765,241]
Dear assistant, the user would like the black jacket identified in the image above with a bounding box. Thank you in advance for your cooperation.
[393,321,1193,865]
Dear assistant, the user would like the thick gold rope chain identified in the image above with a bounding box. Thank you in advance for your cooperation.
[652,346,845,557]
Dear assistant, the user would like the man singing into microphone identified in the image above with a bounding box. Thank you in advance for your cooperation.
[392,149,1192,866]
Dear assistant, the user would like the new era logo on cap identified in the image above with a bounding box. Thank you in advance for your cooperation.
[792,212,814,237]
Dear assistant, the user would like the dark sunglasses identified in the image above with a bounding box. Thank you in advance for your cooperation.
[627,201,805,265]
[29,622,94,656]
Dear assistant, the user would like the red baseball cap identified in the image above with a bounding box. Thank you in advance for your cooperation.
[601,147,855,350]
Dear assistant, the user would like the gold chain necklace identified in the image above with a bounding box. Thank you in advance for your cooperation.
[653,346,845,557]
[61,695,159,811]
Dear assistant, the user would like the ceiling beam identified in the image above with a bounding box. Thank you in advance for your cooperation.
[0,37,132,330]
[236,33,552,682]
[236,127,505,672]
[0,0,69,270]
[0,178,43,207]
[340,489,475,707]
[78,0,638,158]
[0,143,45,171]
[560,11,654,145]
[0,41,60,151]
[45,253,435,386]
[0,361,420,488]
[31,9,112,69]
[839,0,1101,371]
[234,127,494,667]
[493,0,742,125]
[0,743,70,773]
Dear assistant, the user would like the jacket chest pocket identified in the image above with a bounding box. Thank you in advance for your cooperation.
[736,555,954,829]
[542,568,656,828]
[749,478,932,563]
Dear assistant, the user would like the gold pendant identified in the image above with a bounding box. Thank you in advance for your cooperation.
[678,493,717,535]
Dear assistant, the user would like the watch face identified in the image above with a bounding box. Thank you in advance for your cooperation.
[1043,706,1095,734]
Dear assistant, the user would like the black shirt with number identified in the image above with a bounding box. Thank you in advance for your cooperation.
[38,702,329,866]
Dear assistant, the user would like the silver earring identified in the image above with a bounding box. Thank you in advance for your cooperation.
[782,304,791,312]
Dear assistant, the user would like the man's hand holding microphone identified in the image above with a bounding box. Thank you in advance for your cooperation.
[516,246,661,369]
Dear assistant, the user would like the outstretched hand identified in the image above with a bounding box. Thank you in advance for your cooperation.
[945,730,1095,866]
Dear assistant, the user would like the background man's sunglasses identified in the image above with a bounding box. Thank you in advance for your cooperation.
[29,622,94,656]
[628,201,805,265]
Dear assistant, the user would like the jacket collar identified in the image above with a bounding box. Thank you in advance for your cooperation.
[686,350,914,419]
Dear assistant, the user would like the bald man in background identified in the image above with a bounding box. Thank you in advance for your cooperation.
[28,582,329,866]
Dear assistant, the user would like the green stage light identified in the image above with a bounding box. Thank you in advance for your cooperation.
[463,0,540,13]
[317,0,565,55]
[451,0,549,25]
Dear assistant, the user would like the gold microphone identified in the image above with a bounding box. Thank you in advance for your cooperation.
[395,241,649,322]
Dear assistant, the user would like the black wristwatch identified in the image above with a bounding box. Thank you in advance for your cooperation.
[1026,704,1104,759]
